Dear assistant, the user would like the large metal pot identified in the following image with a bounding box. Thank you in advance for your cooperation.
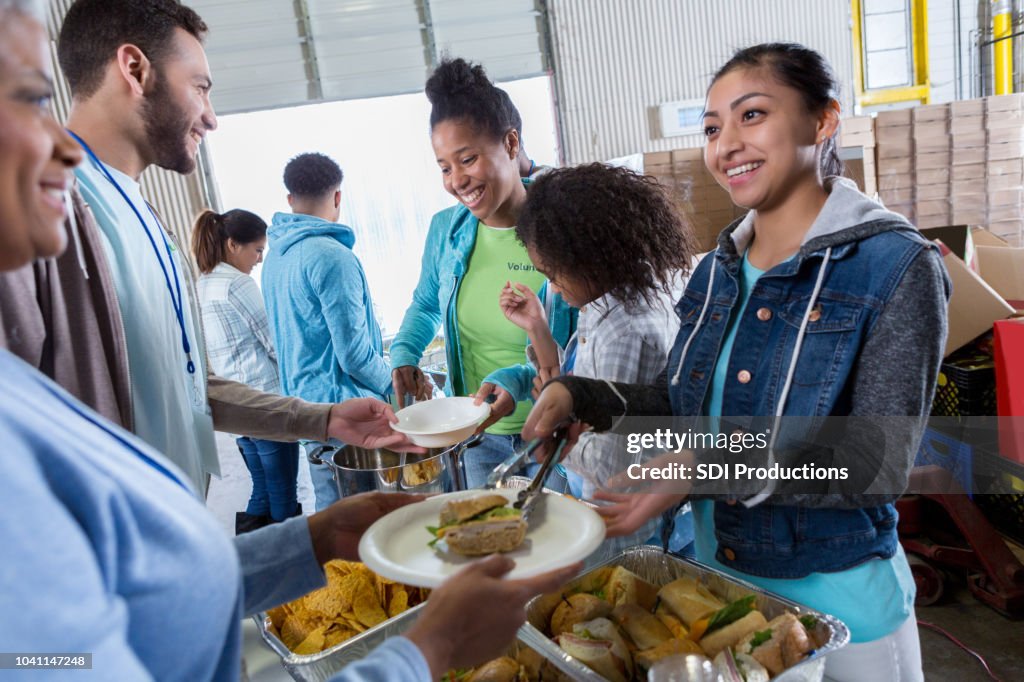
[307,435,481,498]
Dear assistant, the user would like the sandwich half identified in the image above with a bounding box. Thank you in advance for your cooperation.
[428,494,527,556]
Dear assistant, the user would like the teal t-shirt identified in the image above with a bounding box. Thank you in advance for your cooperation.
[696,252,915,643]
[456,222,546,434]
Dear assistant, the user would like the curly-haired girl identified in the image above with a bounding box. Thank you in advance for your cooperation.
[502,163,697,557]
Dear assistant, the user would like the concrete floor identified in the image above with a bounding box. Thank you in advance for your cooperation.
[205,433,1024,681]
[917,586,1024,681]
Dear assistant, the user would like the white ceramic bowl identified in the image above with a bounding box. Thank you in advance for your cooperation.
[392,397,490,447]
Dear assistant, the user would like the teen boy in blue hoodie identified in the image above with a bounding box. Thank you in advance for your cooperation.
[263,153,392,510]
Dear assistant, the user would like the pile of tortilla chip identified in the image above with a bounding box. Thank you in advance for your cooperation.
[267,560,429,655]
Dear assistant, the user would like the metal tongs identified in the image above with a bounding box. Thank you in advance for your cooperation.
[486,421,573,523]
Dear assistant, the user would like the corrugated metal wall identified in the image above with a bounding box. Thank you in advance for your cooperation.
[191,0,549,115]
[47,0,216,255]
[547,0,856,163]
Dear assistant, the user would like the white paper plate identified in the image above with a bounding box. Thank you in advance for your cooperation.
[392,397,490,447]
[358,489,606,588]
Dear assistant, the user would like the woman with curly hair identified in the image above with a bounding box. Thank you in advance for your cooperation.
[389,57,576,487]
[502,163,697,558]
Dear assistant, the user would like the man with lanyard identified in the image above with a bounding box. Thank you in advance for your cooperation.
[6,0,389,497]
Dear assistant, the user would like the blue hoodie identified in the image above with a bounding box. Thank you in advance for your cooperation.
[262,213,391,405]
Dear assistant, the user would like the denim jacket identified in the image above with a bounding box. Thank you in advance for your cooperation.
[665,179,950,578]
[390,192,577,403]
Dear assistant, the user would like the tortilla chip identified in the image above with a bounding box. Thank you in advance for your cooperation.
[293,626,328,656]
[388,589,409,617]
[280,617,316,651]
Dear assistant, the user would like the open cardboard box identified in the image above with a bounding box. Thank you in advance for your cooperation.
[973,229,1024,313]
[922,226,1018,356]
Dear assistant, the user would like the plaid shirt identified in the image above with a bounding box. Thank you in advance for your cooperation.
[565,289,680,491]
[197,263,282,395]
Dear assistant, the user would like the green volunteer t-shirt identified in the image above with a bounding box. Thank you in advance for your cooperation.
[456,221,546,434]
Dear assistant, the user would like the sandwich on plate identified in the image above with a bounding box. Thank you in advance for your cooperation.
[427,494,527,556]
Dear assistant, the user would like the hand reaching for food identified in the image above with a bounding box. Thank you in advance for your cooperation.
[392,365,433,408]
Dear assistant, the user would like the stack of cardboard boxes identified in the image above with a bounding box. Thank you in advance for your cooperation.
[875,108,915,224]
[838,115,877,196]
[985,95,1024,244]
[915,104,954,228]
[643,148,744,252]
[873,94,1024,245]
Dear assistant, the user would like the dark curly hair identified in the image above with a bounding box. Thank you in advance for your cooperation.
[58,0,208,98]
[713,43,843,178]
[517,164,696,311]
[283,152,343,199]
[425,57,516,142]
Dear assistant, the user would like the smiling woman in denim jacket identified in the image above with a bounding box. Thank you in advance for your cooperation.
[389,58,575,488]
[524,44,949,681]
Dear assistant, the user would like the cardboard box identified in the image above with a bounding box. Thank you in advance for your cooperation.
[951,129,987,147]
[916,150,951,169]
[976,245,1024,310]
[954,209,988,225]
[989,187,1023,207]
[914,134,951,153]
[877,108,913,126]
[987,126,1024,145]
[918,167,951,185]
[917,199,950,216]
[880,187,914,204]
[885,202,915,222]
[877,155,913,172]
[951,178,986,195]
[952,99,985,117]
[938,241,1016,356]
[644,151,672,166]
[989,203,1022,222]
[918,214,952,229]
[842,116,875,134]
[878,141,914,159]
[952,148,987,166]
[919,183,951,200]
[913,103,950,122]
[840,131,876,148]
[989,141,1024,161]
[951,192,987,211]
[986,110,1024,129]
[876,123,912,144]
[988,172,1024,191]
[878,172,915,191]
[987,220,1023,246]
[953,164,986,182]
[914,119,950,138]
[986,93,1024,112]
[988,158,1023,176]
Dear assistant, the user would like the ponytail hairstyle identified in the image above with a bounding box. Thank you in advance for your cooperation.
[190,209,267,274]
[425,57,517,143]
[711,43,844,179]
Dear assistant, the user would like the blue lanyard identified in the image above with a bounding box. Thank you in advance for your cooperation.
[68,130,195,376]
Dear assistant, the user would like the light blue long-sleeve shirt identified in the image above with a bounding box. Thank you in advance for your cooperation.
[0,349,428,681]
[262,213,392,405]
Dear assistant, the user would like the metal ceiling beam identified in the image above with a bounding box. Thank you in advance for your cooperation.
[420,0,438,70]
[294,0,324,101]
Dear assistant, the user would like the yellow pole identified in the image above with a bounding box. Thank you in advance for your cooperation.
[993,0,1013,95]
